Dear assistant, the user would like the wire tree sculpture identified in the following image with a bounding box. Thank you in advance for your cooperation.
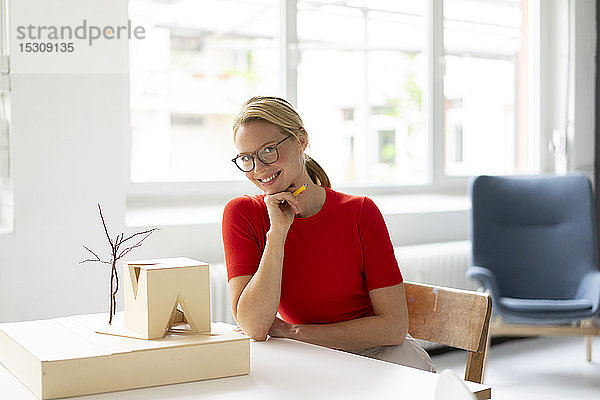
[80,203,158,324]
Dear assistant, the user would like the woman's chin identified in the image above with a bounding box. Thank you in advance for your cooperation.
[257,182,283,195]
[264,186,283,195]
[253,175,296,194]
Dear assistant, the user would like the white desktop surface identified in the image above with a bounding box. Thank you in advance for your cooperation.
[0,333,491,400]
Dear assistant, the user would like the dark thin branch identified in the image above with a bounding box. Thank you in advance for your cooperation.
[113,234,121,256]
[113,233,122,255]
[82,244,102,261]
[79,245,111,264]
[116,232,124,247]
[111,261,119,316]
[113,269,119,295]
[98,203,114,248]
[81,203,158,324]
[80,258,112,265]
[117,230,156,259]
[120,228,159,245]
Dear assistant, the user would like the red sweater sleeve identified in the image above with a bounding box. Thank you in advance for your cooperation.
[222,196,263,281]
[359,197,403,291]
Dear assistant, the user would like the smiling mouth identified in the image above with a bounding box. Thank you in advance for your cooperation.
[257,171,281,183]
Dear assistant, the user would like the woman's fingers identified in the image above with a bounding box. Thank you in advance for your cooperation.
[265,191,302,214]
[263,190,303,233]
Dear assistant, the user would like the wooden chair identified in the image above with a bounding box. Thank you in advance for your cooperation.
[404,282,492,384]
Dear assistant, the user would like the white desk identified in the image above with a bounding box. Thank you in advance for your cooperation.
[0,335,491,400]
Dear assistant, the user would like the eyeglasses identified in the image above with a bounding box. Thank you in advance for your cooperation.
[232,136,291,172]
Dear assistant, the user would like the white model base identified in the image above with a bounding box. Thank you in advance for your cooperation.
[0,312,250,399]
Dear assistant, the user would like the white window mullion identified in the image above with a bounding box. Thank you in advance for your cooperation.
[528,0,541,174]
[0,0,7,57]
[280,0,298,106]
[1,0,11,167]
[0,0,13,232]
[427,0,444,187]
[0,0,9,96]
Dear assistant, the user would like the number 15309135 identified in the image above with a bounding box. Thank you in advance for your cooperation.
[18,42,74,53]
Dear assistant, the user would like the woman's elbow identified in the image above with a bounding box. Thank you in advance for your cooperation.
[395,330,408,345]
[389,319,409,346]
[234,307,270,341]
[246,329,269,341]
[237,320,269,341]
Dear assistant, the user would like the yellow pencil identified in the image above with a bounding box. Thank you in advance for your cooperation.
[292,184,308,197]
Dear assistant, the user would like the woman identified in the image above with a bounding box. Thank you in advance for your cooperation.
[222,96,435,371]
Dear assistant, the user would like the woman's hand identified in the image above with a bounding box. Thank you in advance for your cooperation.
[233,318,295,340]
[264,191,302,234]
[233,325,243,333]
[268,317,296,339]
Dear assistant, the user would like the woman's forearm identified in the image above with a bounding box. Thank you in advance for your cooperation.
[285,314,407,351]
[235,230,287,340]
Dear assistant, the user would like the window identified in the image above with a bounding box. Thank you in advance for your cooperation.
[444,0,529,176]
[129,0,537,196]
[0,0,12,232]
[296,1,428,186]
[129,0,279,183]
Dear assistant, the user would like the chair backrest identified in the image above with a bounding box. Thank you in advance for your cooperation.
[470,174,598,300]
[404,282,492,384]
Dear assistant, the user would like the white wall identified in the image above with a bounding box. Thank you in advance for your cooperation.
[0,0,595,323]
[0,0,130,322]
[0,74,128,322]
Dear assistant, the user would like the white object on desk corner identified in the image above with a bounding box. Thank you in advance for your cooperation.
[435,370,477,400]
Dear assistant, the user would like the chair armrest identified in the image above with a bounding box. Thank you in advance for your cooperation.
[575,270,600,313]
[466,266,501,299]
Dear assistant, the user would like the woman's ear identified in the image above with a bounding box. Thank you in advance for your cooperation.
[298,129,308,152]
[300,140,308,153]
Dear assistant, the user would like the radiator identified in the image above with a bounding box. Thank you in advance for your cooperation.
[209,263,235,324]
[395,240,478,291]
[210,240,478,324]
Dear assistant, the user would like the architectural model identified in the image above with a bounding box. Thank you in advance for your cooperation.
[0,257,250,399]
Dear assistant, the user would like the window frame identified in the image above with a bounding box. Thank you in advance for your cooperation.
[126,0,540,204]
[0,0,13,233]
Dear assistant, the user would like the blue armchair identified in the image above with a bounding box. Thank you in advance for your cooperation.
[467,174,600,361]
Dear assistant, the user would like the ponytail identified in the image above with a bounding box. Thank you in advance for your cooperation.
[305,154,331,188]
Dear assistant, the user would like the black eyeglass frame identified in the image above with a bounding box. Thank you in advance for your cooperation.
[231,136,292,172]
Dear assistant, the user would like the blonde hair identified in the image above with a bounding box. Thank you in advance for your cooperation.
[233,96,331,188]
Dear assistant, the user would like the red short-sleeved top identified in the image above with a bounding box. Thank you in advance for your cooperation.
[221,186,403,325]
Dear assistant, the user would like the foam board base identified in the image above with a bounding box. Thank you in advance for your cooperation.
[0,312,250,399]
